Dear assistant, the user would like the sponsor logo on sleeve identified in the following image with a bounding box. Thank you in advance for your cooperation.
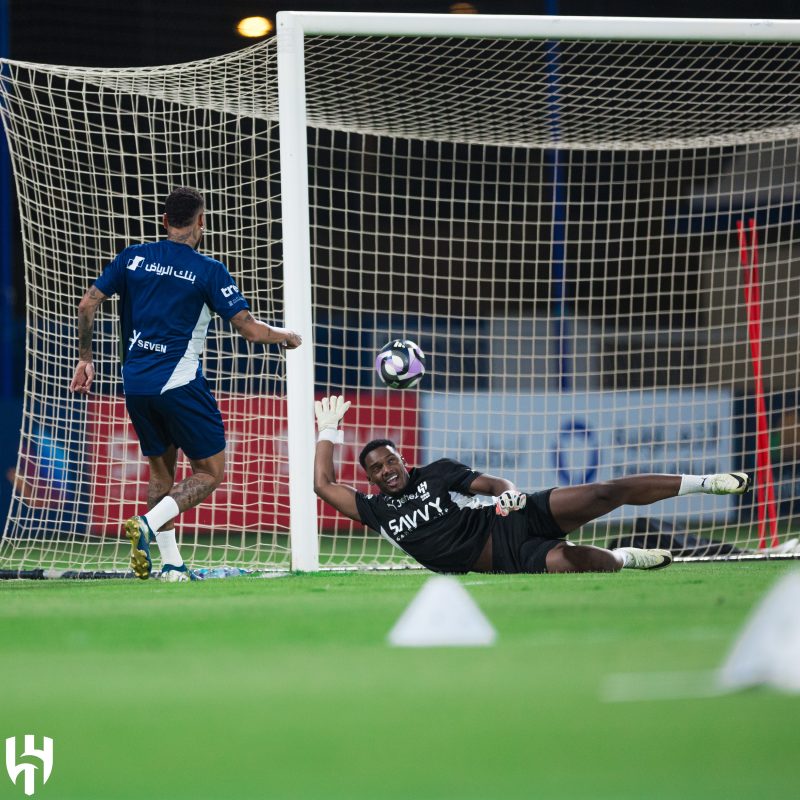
[221,284,245,307]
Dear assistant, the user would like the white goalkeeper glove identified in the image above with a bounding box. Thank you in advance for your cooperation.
[494,489,527,517]
[314,395,351,444]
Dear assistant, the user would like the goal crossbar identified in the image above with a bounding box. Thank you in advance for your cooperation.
[278,12,800,42]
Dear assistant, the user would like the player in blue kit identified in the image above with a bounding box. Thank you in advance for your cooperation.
[70,187,302,581]
[313,396,752,574]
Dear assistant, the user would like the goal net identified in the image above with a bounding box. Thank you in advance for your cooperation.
[291,13,800,568]
[2,14,800,575]
[0,42,293,574]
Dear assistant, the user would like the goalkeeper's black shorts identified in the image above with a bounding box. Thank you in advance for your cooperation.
[490,488,567,574]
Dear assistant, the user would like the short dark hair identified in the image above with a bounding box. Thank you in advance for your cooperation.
[358,438,398,470]
[164,187,204,228]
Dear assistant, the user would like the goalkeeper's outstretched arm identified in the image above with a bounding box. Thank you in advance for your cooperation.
[313,395,361,522]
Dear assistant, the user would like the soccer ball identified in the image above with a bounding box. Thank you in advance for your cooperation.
[375,339,426,389]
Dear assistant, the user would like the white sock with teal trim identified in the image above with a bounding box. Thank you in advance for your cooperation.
[678,475,706,496]
[143,496,180,533]
[155,529,184,567]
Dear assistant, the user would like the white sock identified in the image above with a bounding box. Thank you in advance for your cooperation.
[155,529,183,567]
[142,495,180,532]
[613,548,633,568]
[678,475,706,496]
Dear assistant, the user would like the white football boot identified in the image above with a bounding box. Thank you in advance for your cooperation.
[615,547,673,570]
[701,473,752,495]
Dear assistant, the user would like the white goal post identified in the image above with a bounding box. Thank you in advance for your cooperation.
[2,13,800,576]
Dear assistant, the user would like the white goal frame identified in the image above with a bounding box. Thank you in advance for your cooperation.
[278,12,800,571]
[3,12,800,576]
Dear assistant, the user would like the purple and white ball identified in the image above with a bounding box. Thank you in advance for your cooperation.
[375,339,426,389]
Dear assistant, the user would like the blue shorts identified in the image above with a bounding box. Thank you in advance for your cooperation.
[125,377,226,460]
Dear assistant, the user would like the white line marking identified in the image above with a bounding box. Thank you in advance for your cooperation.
[601,669,728,702]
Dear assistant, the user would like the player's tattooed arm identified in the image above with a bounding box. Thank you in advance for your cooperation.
[76,284,108,360]
[70,285,108,394]
[230,309,302,349]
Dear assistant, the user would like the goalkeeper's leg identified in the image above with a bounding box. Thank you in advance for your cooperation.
[549,472,751,534]
[541,539,673,572]
[544,541,672,573]
[545,542,622,572]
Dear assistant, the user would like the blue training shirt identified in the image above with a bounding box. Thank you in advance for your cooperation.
[94,240,249,395]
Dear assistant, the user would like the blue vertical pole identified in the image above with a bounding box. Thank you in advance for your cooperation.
[0,0,12,399]
[544,0,571,391]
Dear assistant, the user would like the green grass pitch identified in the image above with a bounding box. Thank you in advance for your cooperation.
[1,563,798,799]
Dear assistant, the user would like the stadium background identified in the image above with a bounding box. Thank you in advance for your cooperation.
[1,6,799,800]
[0,0,798,527]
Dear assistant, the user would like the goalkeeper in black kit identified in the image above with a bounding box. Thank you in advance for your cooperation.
[313,396,753,574]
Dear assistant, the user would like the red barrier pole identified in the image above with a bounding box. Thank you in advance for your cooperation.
[736,218,779,548]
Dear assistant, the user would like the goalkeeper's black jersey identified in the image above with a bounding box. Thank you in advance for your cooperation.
[354,459,495,573]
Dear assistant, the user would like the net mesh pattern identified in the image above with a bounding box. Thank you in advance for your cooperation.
[2,28,800,573]
[0,41,292,572]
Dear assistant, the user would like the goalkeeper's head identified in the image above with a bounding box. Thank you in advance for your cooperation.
[359,439,409,496]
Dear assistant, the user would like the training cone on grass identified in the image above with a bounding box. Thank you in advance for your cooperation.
[388,575,496,647]
[717,569,800,693]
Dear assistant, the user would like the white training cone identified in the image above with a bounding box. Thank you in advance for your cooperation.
[388,575,496,647]
[717,569,800,693]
